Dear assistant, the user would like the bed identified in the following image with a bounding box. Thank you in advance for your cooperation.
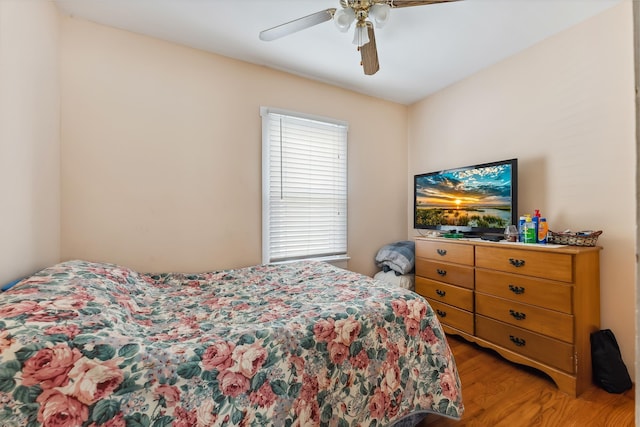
[0,260,463,426]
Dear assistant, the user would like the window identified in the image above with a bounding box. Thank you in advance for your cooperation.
[261,107,348,264]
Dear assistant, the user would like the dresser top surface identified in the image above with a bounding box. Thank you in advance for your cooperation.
[415,236,601,254]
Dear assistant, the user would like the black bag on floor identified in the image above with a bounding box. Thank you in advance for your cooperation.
[590,329,632,393]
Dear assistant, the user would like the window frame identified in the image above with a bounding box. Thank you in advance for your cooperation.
[261,106,349,264]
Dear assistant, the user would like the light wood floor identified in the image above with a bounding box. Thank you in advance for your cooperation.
[420,335,635,427]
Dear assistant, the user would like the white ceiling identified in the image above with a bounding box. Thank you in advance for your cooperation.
[53,0,623,105]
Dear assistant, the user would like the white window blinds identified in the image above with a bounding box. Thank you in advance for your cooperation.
[261,107,348,264]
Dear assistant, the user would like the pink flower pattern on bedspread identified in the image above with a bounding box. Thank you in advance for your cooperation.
[0,260,463,426]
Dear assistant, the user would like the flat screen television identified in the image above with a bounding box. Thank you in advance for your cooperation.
[414,158,518,236]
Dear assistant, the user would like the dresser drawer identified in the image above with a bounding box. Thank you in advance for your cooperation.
[428,300,474,335]
[475,246,573,282]
[476,315,574,373]
[476,293,574,343]
[415,277,473,311]
[476,269,573,314]
[415,259,474,289]
[416,240,474,265]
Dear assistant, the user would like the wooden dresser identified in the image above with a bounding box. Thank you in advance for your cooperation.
[415,237,601,397]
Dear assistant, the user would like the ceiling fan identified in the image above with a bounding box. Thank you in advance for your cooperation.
[259,0,462,76]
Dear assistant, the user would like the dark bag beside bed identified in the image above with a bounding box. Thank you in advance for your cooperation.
[590,329,632,393]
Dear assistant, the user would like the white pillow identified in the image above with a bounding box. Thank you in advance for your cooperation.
[373,270,415,291]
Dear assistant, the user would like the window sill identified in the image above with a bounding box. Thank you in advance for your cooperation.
[270,254,350,265]
[308,254,350,263]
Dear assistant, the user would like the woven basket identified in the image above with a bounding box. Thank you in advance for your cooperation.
[547,230,602,247]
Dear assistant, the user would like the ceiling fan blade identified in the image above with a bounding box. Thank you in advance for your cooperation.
[388,0,462,8]
[259,8,336,41]
[360,24,379,75]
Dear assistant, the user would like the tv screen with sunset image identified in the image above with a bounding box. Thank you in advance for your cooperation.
[414,159,518,234]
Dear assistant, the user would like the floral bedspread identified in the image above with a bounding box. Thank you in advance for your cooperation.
[0,260,463,427]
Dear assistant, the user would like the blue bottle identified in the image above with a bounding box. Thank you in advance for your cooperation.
[518,216,526,242]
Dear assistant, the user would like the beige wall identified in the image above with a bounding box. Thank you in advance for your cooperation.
[408,2,636,378]
[59,17,408,277]
[0,1,60,284]
[635,0,640,418]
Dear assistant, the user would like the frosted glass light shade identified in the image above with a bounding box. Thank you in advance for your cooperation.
[369,4,390,28]
[352,22,370,46]
[334,8,356,32]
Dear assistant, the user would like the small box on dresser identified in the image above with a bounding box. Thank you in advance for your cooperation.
[415,237,601,397]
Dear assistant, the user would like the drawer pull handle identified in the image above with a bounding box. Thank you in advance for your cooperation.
[509,309,527,320]
[436,309,447,318]
[508,285,525,295]
[509,335,526,347]
[437,249,447,256]
[436,269,447,276]
[436,289,446,297]
[509,258,526,268]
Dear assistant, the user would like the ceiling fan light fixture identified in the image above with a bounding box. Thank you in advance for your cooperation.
[259,0,463,76]
[334,7,356,32]
[352,21,370,46]
[369,4,390,28]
